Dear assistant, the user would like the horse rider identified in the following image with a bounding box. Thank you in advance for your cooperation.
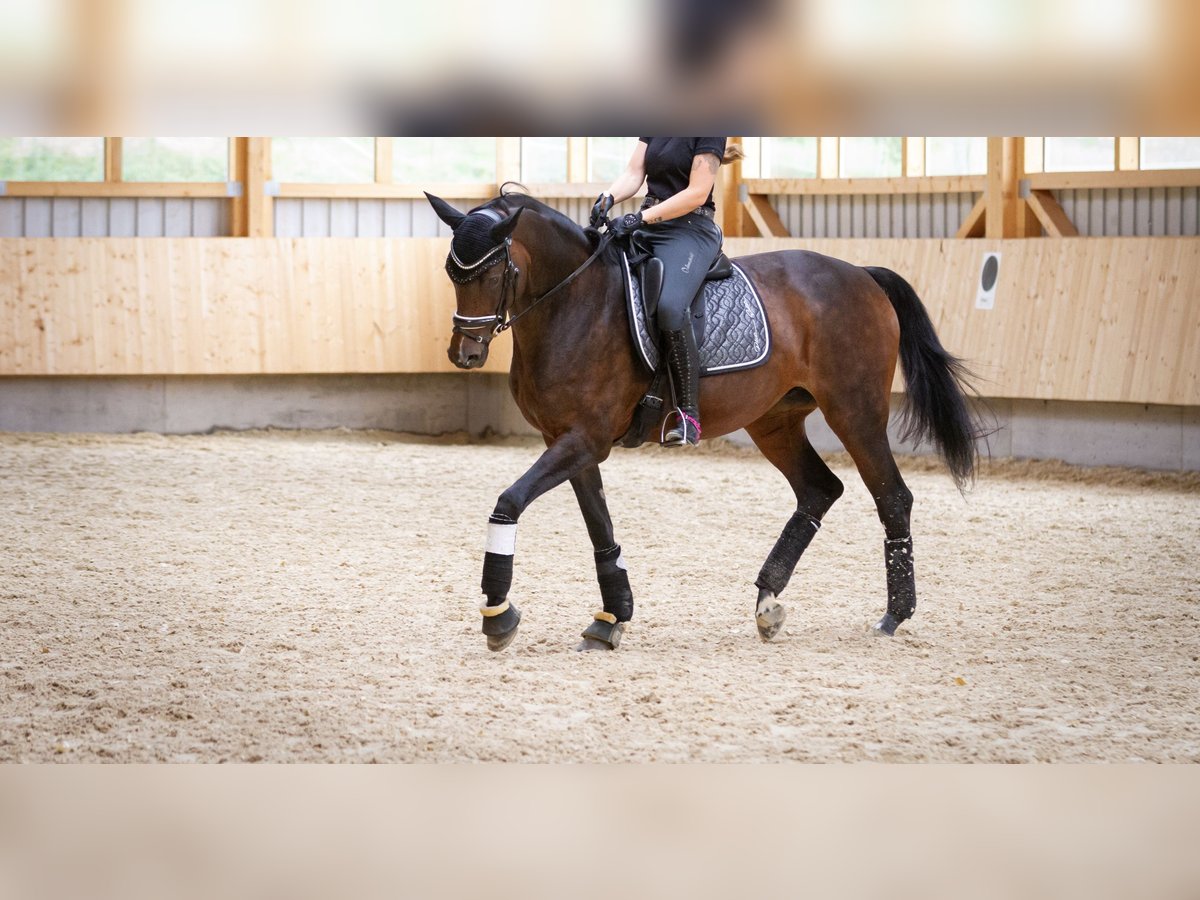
[590,138,741,447]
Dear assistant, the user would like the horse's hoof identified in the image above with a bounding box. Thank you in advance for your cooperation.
[755,595,786,641]
[481,599,521,652]
[574,636,614,652]
[872,613,901,637]
[579,612,624,650]
[487,628,519,652]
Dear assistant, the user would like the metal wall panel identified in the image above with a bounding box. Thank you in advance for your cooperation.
[1051,188,1200,236]
[0,198,232,237]
[767,192,976,238]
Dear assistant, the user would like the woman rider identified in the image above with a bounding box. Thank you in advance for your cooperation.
[589,138,740,447]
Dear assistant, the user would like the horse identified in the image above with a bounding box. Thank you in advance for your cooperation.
[426,186,983,651]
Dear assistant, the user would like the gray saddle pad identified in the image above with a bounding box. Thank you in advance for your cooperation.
[622,251,771,376]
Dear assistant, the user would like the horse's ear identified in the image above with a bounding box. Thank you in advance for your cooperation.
[425,192,467,229]
[489,207,524,243]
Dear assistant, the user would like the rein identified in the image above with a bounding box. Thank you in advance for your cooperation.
[452,230,615,342]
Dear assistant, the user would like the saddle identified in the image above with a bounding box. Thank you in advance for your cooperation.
[616,244,771,448]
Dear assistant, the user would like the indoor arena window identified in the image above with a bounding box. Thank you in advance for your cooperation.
[272,138,376,183]
[392,138,495,183]
[924,138,987,176]
[759,137,817,178]
[0,137,103,181]
[838,137,902,178]
[1139,138,1200,170]
[1043,137,1114,172]
[587,138,637,182]
[521,137,567,183]
[122,137,229,181]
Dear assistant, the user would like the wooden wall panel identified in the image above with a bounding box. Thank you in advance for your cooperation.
[724,237,1200,405]
[0,237,1196,405]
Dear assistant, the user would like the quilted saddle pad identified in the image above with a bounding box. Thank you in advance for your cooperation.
[622,251,771,376]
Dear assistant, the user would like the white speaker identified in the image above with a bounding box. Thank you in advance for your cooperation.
[975,252,1001,310]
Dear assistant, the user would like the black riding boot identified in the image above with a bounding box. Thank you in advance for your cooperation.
[662,327,701,447]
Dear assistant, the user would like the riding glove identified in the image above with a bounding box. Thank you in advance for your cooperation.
[589,192,614,229]
[609,211,644,238]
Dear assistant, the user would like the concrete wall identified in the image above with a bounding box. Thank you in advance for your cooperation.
[0,375,1196,471]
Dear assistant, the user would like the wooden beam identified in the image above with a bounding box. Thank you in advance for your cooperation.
[245,137,273,238]
[718,137,743,236]
[275,182,497,200]
[104,137,123,182]
[954,195,986,238]
[2,181,232,198]
[903,137,925,177]
[496,138,521,186]
[743,175,987,196]
[985,137,1022,239]
[374,138,393,184]
[742,194,790,237]
[1025,168,1200,190]
[818,137,839,178]
[1025,189,1079,237]
[229,138,248,237]
[566,138,588,183]
[1117,137,1139,171]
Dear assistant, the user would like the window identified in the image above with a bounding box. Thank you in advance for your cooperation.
[123,137,228,181]
[1140,137,1200,170]
[272,137,375,183]
[1043,137,1114,172]
[839,137,902,177]
[0,137,103,181]
[760,137,817,178]
[588,138,636,182]
[521,137,567,183]
[924,137,987,176]
[393,138,495,183]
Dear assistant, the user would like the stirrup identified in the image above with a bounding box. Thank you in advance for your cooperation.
[661,409,701,447]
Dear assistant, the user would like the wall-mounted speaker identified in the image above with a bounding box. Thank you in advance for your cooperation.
[976,252,1001,310]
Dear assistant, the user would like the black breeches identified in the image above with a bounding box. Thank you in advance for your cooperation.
[634,214,722,331]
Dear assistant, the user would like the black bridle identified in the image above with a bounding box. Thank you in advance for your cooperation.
[449,218,614,344]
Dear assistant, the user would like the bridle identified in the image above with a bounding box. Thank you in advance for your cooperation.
[449,208,614,344]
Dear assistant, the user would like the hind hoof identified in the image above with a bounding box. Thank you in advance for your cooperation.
[574,636,615,652]
[872,613,901,637]
[755,595,786,641]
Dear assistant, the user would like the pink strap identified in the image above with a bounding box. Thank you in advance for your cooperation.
[682,413,702,436]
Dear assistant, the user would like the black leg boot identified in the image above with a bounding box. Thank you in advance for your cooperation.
[662,327,701,447]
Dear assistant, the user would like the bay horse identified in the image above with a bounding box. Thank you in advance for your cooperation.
[427,187,982,651]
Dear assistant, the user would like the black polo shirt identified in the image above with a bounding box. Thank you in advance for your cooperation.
[638,137,727,211]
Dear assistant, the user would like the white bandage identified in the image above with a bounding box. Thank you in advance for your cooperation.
[616,553,627,570]
[485,522,518,555]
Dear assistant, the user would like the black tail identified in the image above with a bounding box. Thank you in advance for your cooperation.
[865,266,985,491]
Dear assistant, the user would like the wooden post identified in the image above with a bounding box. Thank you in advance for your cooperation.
[903,137,925,177]
[818,137,840,178]
[566,137,588,183]
[245,137,273,238]
[1117,137,1140,171]
[985,136,1022,239]
[496,138,521,187]
[104,137,123,182]
[374,138,394,183]
[229,137,248,237]
[718,137,743,236]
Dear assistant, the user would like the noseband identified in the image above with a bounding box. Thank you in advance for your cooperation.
[448,208,614,344]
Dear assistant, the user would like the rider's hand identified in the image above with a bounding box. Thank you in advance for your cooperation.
[608,211,644,238]
[589,192,614,229]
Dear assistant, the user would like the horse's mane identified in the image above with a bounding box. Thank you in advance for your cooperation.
[479,182,621,265]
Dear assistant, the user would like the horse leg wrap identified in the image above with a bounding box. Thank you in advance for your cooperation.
[884,535,916,621]
[481,515,517,604]
[594,544,633,622]
[755,512,821,596]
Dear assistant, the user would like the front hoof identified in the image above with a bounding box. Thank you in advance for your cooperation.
[578,612,624,650]
[481,599,521,652]
[872,613,901,637]
[755,594,786,641]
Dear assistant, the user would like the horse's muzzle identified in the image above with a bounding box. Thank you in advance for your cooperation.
[449,334,489,370]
